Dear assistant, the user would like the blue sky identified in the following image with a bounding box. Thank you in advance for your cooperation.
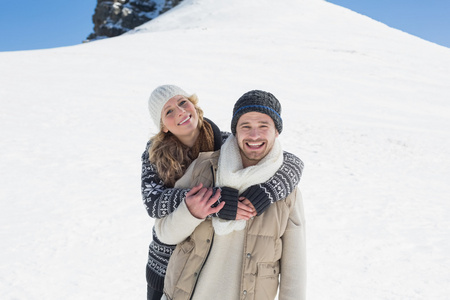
[0,0,449,52]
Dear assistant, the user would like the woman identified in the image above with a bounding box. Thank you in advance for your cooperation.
[141,85,303,299]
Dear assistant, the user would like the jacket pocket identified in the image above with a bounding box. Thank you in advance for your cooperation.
[257,261,280,278]
[180,238,195,253]
[255,262,280,299]
[164,239,195,298]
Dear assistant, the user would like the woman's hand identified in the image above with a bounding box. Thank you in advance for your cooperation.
[185,183,225,219]
[236,197,257,220]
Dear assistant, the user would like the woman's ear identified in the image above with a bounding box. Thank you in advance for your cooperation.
[162,126,169,133]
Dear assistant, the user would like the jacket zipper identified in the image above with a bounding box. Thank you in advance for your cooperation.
[189,230,214,300]
[240,221,250,300]
[188,164,217,300]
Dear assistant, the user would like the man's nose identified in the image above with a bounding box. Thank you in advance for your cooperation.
[249,128,260,138]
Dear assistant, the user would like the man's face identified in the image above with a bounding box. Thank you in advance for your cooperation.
[235,112,279,168]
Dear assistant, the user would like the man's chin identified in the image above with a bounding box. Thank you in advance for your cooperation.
[242,152,265,163]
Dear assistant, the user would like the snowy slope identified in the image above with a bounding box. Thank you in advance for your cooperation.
[1,0,449,299]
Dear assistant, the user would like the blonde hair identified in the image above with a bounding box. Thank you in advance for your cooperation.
[149,94,205,187]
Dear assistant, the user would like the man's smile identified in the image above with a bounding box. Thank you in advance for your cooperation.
[245,141,265,149]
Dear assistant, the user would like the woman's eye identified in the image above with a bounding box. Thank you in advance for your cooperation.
[166,109,173,115]
[179,100,187,106]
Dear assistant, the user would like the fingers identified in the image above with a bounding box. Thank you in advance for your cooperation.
[209,200,225,216]
[186,187,224,219]
[187,185,211,204]
[203,188,214,203]
[187,187,264,220]
[237,199,255,213]
[186,183,203,198]
[206,188,221,208]
[236,208,257,220]
[235,197,257,220]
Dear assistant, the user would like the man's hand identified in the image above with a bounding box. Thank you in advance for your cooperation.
[185,183,224,219]
[236,197,257,220]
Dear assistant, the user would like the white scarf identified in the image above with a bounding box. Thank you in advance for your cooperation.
[213,135,283,235]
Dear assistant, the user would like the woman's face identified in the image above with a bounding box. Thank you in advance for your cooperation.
[161,95,199,142]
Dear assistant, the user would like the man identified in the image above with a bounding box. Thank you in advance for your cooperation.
[155,90,306,300]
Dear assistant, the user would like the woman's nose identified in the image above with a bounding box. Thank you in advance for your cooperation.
[176,106,186,115]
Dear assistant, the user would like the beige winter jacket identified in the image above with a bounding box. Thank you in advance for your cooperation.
[156,151,306,300]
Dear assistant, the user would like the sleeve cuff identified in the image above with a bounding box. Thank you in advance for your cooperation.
[216,186,239,220]
[241,184,271,215]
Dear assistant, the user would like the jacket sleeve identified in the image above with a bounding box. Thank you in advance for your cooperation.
[141,141,190,218]
[220,131,231,145]
[154,200,205,245]
[241,151,304,216]
[142,136,239,220]
[279,188,306,300]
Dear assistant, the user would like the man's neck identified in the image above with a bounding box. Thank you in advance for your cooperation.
[240,152,260,168]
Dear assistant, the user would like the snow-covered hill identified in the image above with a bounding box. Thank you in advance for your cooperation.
[1,0,449,299]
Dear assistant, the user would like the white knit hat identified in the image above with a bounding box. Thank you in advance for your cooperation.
[148,84,190,129]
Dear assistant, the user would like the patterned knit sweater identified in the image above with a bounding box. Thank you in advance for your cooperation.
[141,119,304,292]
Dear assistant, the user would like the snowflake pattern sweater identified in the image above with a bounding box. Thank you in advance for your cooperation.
[141,119,304,292]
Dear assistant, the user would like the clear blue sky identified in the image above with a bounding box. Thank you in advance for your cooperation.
[0,0,449,52]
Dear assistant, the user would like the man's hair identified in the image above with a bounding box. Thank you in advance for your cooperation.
[231,90,283,135]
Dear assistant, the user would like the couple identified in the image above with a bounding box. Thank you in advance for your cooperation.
[141,85,306,300]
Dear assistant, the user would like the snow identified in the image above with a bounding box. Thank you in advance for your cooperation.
[1,0,449,299]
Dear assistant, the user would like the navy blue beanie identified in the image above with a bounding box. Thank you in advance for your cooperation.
[231,90,283,135]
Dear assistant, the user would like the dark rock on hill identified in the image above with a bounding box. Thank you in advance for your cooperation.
[86,0,183,41]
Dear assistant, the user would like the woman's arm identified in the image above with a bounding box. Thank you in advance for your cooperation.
[241,151,304,216]
[142,140,239,220]
[219,131,304,219]
[141,141,190,218]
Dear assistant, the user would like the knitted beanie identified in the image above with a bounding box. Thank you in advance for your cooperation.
[148,84,190,129]
[231,90,283,135]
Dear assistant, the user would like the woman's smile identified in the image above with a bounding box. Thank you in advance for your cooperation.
[178,114,192,126]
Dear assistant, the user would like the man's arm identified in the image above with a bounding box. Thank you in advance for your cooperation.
[279,189,306,300]
[155,184,223,244]
[142,141,239,219]
[154,200,204,245]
